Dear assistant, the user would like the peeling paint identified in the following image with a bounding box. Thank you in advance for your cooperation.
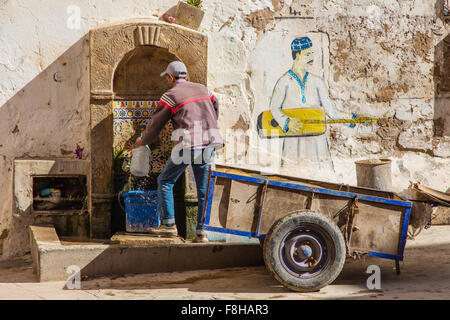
[245,8,274,31]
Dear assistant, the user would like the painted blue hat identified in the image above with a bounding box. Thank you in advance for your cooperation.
[291,37,312,59]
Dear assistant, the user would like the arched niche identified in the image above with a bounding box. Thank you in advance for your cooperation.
[90,19,207,98]
[113,45,181,99]
[89,20,207,239]
[111,44,177,194]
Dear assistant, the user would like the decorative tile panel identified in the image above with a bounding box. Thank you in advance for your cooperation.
[113,100,173,178]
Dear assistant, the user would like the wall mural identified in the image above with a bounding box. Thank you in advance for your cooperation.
[257,36,376,171]
[113,100,173,191]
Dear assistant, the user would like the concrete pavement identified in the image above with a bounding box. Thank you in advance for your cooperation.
[0,226,449,300]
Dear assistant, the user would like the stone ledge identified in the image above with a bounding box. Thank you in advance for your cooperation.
[29,225,264,282]
[110,232,184,245]
[29,225,61,246]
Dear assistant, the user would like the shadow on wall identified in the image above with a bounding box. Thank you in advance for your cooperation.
[0,34,91,258]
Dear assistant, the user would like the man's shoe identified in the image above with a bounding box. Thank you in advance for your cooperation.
[193,234,209,243]
[146,225,178,237]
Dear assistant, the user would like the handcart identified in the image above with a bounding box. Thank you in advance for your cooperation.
[201,165,413,292]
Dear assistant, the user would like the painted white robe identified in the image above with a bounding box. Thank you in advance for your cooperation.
[269,71,349,170]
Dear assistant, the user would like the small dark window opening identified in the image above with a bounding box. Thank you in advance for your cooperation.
[32,176,87,212]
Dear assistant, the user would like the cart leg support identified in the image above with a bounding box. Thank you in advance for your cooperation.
[395,260,400,275]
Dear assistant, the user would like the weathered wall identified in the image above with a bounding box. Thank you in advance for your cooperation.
[0,33,91,258]
[206,0,450,188]
[0,0,449,258]
[0,0,180,258]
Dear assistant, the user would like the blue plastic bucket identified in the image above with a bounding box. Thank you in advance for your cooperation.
[122,191,160,233]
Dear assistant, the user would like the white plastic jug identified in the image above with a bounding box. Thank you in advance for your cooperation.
[130,145,151,177]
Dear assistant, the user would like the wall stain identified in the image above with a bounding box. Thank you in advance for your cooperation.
[231,115,250,131]
[245,8,274,31]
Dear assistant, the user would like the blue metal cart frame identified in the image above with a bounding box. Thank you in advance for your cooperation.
[203,168,412,268]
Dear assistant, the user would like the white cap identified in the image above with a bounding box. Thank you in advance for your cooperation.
[160,61,188,78]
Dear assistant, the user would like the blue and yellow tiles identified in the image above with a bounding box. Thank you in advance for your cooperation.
[113,100,173,174]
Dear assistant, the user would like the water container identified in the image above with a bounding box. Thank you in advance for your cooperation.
[355,158,392,191]
[40,188,54,197]
[130,145,151,177]
[122,191,160,233]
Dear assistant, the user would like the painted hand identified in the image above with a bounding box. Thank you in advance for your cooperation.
[287,118,303,134]
[349,113,358,128]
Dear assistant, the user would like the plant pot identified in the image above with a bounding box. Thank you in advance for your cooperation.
[174,1,205,30]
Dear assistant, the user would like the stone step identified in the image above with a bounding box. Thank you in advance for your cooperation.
[110,232,184,245]
[29,225,264,282]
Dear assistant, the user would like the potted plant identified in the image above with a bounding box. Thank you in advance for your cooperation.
[175,0,205,30]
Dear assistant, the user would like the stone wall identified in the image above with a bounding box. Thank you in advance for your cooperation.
[0,0,449,258]
[206,0,450,188]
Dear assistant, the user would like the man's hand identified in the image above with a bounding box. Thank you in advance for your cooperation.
[134,137,143,149]
[287,118,303,135]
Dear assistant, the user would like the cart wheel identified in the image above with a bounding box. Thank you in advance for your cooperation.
[263,210,346,292]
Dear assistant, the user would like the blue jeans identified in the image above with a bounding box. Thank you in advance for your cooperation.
[157,147,214,235]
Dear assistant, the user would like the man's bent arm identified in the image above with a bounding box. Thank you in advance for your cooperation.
[269,76,289,132]
[317,78,348,120]
[141,106,172,146]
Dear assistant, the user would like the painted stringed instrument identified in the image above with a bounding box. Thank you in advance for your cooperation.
[257,108,378,138]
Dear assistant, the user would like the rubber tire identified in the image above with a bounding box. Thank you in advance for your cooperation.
[263,210,346,292]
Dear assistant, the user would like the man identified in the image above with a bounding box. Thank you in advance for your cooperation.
[269,37,355,172]
[134,61,223,243]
